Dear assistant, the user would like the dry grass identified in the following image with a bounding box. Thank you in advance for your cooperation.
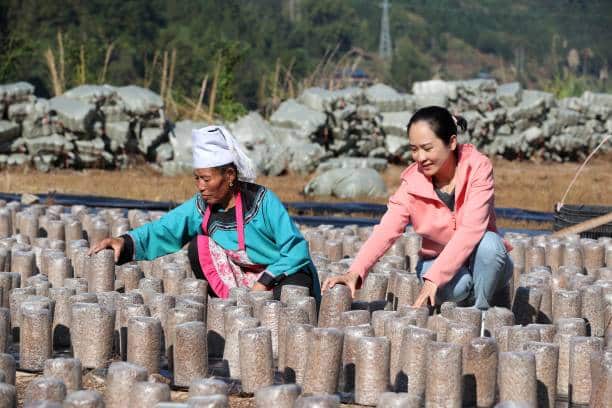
[2,156,610,213]
[491,155,612,211]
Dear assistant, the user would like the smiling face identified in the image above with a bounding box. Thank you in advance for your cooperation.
[193,166,236,205]
[408,121,457,178]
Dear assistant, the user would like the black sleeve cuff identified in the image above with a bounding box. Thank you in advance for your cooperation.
[257,271,277,287]
[117,233,135,265]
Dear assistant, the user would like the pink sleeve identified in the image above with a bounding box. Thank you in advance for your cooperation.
[423,160,494,287]
[349,181,412,283]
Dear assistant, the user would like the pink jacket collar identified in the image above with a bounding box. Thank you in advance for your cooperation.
[401,143,477,202]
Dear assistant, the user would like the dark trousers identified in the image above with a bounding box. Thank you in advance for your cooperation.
[187,236,314,301]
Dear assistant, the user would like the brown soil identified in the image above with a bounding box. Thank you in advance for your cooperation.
[2,155,610,214]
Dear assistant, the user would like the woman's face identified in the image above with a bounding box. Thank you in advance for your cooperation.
[194,167,235,205]
[408,121,457,178]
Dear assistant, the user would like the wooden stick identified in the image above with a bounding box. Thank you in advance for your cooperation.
[284,57,296,99]
[305,46,332,88]
[343,60,352,88]
[193,74,208,120]
[44,48,62,96]
[328,47,355,89]
[208,54,222,117]
[57,31,65,92]
[552,211,612,238]
[99,42,115,84]
[160,50,168,99]
[287,75,295,99]
[333,47,356,75]
[185,97,213,121]
[79,45,86,84]
[272,58,281,105]
[257,74,267,114]
[319,42,341,86]
[144,50,160,88]
[151,51,160,86]
[167,48,177,105]
[350,54,362,73]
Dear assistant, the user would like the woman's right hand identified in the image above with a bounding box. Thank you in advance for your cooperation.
[88,237,125,263]
[322,271,362,298]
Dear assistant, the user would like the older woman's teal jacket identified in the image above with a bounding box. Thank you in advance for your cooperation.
[128,183,320,298]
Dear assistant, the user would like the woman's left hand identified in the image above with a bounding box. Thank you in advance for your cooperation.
[413,279,438,307]
[251,282,268,291]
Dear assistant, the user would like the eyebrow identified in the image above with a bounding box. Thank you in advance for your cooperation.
[409,143,433,148]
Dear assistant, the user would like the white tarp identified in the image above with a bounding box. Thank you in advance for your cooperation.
[304,168,387,198]
[270,99,327,138]
[116,85,164,116]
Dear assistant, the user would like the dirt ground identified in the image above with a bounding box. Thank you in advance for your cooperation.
[3,156,610,209]
[2,155,611,229]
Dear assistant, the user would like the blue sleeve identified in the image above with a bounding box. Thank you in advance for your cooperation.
[258,190,312,285]
[128,195,203,260]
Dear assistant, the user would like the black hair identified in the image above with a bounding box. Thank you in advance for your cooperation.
[217,162,238,174]
[406,106,467,145]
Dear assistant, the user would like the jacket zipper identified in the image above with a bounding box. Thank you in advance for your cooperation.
[438,198,457,231]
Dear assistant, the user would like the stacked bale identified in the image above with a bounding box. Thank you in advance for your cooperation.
[2,79,611,183]
[231,80,612,175]
[0,82,168,170]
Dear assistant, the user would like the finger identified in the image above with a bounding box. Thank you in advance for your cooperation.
[88,244,99,256]
[349,282,356,299]
[428,292,436,307]
[326,278,339,291]
[113,246,120,263]
[323,277,338,292]
[89,239,108,255]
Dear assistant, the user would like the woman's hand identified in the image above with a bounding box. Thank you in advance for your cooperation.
[89,237,125,263]
[251,282,268,292]
[322,271,361,298]
[413,279,438,307]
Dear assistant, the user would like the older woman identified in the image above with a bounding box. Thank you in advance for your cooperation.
[323,106,512,310]
[92,126,319,300]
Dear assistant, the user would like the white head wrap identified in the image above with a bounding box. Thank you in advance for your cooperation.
[191,125,256,182]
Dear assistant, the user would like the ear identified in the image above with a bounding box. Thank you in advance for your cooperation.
[449,134,458,151]
[226,166,237,184]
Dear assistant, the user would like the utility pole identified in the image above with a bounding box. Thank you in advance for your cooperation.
[515,46,525,78]
[379,0,392,62]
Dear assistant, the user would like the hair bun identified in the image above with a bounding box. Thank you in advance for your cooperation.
[454,115,468,133]
[407,106,467,145]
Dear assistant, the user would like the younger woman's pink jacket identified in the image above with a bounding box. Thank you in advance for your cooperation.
[350,143,506,288]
